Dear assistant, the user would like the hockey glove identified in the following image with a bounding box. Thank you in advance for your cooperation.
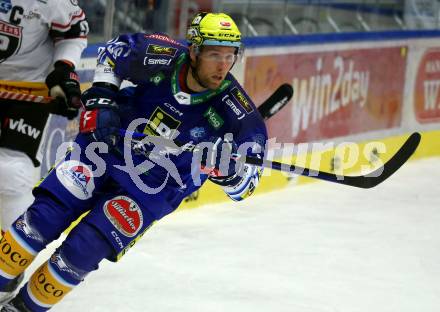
[79,86,121,148]
[45,60,82,120]
[200,135,244,186]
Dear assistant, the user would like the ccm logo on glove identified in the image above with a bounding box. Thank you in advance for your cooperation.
[84,98,114,107]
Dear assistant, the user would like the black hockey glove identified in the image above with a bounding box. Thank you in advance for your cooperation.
[45,60,82,120]
[79,86,121,148]
[200,135,244,186]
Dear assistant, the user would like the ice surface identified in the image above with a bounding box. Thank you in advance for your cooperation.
[29,158,439,312]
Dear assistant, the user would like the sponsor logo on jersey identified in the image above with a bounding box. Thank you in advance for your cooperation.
[22,10,41,20]
[190,127,206,139]
[164,102,183,117]
[0,0,11,14]
[50,253,82,281]
[28,261,72,306]
[103,66,113,73]
[147,44,177,57]
[111,231,124,249]
[150,72,165,85]
[174,91,190,105]
[222,95,245,120]
[204,107,224,130]
[144,107,181,139]
[4,117,41,139]
[103,196,143,238]
[143,57,172,66]
[0,230,35,277]
[15,216,44,243]
[231,87,253,113]
[0,20,22,63]
[56,161,95,200]
[145,34,184,46]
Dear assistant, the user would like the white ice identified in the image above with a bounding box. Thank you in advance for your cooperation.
[29,157,439,312]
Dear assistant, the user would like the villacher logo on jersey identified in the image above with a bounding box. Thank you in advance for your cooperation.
[103,196,144,238]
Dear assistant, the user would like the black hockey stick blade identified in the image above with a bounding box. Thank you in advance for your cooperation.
[257,83,293,120]
[244,132,421,189]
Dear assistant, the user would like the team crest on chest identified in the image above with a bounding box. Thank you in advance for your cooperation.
[0,20,22,63]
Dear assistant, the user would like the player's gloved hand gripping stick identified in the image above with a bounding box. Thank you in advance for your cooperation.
[199,135,245,187]
[0,61,83,120]
[45,60,83,119]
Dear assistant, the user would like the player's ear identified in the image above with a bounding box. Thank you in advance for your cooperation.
[189,45,198,63]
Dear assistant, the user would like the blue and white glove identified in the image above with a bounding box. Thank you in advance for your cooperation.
[200,135,244,186]
[200,135,263,201]
[220,163,263,201]
[79,86,121,148]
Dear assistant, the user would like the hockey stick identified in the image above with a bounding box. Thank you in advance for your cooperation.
[0,84,292,117]
[0,90,54,104]
[244,132,421,188]
[121,130,420,189]
[258,83,293,120]
[0,90,82,111]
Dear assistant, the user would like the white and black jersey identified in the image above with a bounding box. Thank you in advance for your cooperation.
[0,0,88,165]
[0,0,88,81]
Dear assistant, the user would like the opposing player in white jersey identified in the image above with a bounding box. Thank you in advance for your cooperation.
[0,0,88,235]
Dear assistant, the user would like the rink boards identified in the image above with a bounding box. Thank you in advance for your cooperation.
[40,31,440,210]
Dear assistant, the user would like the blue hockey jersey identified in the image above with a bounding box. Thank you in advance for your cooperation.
[40,33,268,220]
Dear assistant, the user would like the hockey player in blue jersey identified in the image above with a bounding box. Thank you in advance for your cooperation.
[0,12,267,311]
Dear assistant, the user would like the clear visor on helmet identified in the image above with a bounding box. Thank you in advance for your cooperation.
[194,41,244,64]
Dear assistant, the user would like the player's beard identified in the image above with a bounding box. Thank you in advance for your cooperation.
[191,60,223,91]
